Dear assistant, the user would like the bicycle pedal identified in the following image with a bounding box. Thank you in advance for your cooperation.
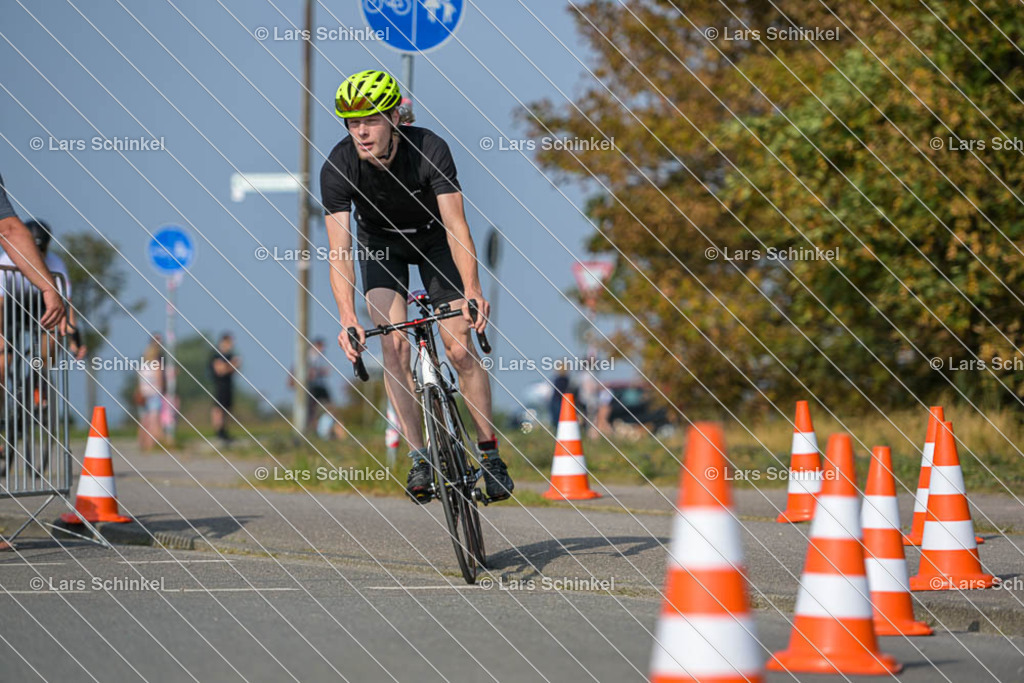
[407,488,433,505]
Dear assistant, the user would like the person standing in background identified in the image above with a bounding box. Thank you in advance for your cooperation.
[307,337,332,410]
[0,173,67,552]
[287,337,334,432]
[0,173,66,332]
[209,333,240,443]
[135,333,165,451]
[549,360,576,430]
[0,220,87,369]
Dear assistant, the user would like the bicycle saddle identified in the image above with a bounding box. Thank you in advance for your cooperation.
[407,289,431,308]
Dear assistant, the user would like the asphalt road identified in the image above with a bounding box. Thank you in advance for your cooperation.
[0,442,1021,681]
[0,544,1022,683]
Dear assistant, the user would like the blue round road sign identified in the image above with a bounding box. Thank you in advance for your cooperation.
[148,226,195,276]
[362,0,464,53]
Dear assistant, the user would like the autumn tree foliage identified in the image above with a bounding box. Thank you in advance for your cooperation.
[525,0,1023,416]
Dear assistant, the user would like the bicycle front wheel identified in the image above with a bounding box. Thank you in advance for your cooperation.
[425,386,482,584]
[443,395,485,569]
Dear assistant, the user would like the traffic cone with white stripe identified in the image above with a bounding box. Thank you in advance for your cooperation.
[905,407,982,546]
[649,422,763,683]
[385,402,400,468]
[768,434,902,675]
[862,446,932,636]
[776,400,822,523]
[904,406,943,546]
[543,394,600,500]
[909,421,995,591]
[60,407,131,524]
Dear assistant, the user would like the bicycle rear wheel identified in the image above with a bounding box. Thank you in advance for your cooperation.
[426,387,484,584]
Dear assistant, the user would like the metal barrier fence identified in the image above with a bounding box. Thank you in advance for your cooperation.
[0,266,73,515]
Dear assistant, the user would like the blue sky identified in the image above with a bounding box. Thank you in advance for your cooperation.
[0,0,628,422]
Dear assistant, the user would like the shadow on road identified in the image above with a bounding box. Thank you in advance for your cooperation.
[486,535,667,577]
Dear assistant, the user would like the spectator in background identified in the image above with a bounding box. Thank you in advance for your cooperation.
[316,407,349,441]
[0,220,86,368]
[0,173,67,552]
[135,333,164,451]
[209,332,240,443]
[308,337,332,423]
[590,386,615,440]
[0,216,83,399]
[549,360,577,430]
[0,174,66,332]
[288,337,335,431]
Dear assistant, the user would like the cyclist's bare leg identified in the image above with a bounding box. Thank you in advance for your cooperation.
[365,288,424,450]
[438,300,513,500]
[437,300,493,441]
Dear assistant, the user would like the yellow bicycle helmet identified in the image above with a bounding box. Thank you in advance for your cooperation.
[335,70,402,118]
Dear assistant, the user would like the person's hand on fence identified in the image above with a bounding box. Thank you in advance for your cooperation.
[40,287,67,333]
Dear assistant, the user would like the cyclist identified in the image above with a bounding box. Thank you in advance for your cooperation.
[320,69,514,503]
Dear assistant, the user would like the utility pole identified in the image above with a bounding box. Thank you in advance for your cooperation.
[293,0,313,434]
[401,53,414,111]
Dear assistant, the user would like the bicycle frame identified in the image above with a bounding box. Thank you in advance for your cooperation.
[407,319,482,491]
[349,299,491,583]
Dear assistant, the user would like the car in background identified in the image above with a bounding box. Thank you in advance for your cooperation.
[507,378,673,438]
[601,380,674,439]
[506,381,552,433]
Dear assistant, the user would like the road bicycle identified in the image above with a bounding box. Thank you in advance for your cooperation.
[349,292,493,584]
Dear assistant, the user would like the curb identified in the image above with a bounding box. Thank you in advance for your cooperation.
[0,513,208,553]
[51,519,210,552]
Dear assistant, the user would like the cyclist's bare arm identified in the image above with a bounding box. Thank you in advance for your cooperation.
[0,216,66,331]
[437,192,488,333]
[325,210,362,361]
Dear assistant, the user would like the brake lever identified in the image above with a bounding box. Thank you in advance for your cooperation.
[348,327,369,381]
[467,300,492,355]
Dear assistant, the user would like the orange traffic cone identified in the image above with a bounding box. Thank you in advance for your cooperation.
[862,446,932,636]
[649,423,763,683]
[909,421,995,591]
[776,401,821,523]
[905,407,983,546]
[905,406,942,546]
[768,434,901,676]
[543,394,600,500]
[61,407,131,524]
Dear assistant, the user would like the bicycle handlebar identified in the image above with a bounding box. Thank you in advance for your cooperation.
[348,328,369,381]
[467,300,491,354]
[349,299,492,381]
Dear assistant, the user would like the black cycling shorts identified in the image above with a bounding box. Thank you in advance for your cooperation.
[357,226,464,306]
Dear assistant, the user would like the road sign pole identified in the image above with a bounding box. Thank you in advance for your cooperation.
[165,273,178,442]
[293,0,314,435]
[148,226,195,445]
[401,53,414,113]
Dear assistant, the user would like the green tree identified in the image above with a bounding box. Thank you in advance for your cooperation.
[526,0,1023,415]
[59,233,144,412]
